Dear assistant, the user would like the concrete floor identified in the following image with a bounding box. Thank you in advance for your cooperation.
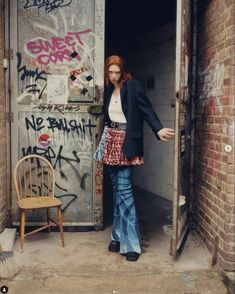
[1,190,227,294]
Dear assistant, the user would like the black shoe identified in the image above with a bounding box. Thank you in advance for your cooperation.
[125,252,140,261]
[108,241,120,252]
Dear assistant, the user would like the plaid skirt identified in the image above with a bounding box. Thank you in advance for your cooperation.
[94,126,144,166]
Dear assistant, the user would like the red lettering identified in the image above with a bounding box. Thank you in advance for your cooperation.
[56,50,72,62]
[26,30,91,62]
[49,53,58,63]
[52,37,66,50]
[68,29,92,45]
[39,39,57,52]
[26,40,42,54]
[64,35,76,47]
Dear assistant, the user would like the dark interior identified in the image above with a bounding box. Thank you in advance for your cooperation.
[104,1,176,225]
[105,0,176,57]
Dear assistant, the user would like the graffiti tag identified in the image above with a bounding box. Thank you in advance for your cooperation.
[33,104,80,113]
[24,0,73,13]
[17,52,47,82]
[25,114,96,136]
[25,29,92,65]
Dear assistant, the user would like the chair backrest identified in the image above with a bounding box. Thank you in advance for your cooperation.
[13,155,55,201]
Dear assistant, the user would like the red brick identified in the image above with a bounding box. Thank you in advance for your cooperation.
[227,165,235,174]
[224,223,235,234]
[195,0,235,274]
[225,185,235,194]
[227,155,235,164]
[219,248,235,262]
[217,254,235,271]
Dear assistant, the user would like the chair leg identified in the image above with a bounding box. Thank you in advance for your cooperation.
[57,206,64,247]
[20,210,25,252]
[46,208,51,233]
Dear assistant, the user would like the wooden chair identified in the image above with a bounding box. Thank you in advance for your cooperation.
[13,154,65,251]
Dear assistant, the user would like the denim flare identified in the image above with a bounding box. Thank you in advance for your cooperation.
[108,165,141,254]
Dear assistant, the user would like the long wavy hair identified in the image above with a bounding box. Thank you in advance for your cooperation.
[104,55,132,87]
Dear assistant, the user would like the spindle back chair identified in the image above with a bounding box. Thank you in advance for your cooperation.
[13,154,65,251]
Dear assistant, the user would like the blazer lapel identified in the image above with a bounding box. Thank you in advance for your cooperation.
[120,82,127,115]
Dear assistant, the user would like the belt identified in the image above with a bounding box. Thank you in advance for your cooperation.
[107,121,127,129]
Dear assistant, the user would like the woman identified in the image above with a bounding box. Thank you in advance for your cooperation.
[94,55,175,261]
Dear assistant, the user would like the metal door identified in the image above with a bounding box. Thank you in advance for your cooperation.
[171,0,196,255]
[9,0,105,229]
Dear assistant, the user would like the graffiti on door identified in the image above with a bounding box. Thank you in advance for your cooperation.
[17,0,104,104]
[19,111,96,221]
[12,0,104,225]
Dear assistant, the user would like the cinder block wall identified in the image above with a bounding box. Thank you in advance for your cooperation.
[127,22,175,201]
[0,0,7,232]
[194,0,235,272]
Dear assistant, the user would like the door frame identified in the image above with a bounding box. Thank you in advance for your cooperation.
[171,0,197,256]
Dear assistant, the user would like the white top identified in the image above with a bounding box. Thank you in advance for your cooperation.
[108,93,127,123]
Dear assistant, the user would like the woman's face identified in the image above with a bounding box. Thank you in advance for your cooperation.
[108,64,121,86]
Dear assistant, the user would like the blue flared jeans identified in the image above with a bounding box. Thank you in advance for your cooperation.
[107,165,141,254]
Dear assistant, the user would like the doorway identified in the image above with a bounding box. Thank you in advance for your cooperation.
[104,1,177,238]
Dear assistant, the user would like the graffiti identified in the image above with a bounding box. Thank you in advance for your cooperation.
[17,52,47,82]
[70,66,90,80]
[32,181,78,212]
[22,157,79,212]
[19,111,94,215]
[32,103,80,113]
[22,144,89,185]
[22,10,104,97]
[16,52,47,102]
[24,56,49,72]
[24,0,73,13]
[14,0,104,223]
[25,29,92,65]
[198,63,224,113]
[16,83,47,102]
[25,114,96,136]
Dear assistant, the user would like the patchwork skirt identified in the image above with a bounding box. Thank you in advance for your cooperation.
[94,126,144,166]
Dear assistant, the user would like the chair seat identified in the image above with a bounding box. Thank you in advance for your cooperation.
[17,196,62,210]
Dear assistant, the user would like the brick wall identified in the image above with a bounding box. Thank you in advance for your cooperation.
[126,22,175,201]
[0,0,7,232]
[194,0,235,272]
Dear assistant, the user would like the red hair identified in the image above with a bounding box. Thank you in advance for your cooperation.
[104,55,132,87]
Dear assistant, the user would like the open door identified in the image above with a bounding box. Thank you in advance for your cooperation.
[8,0,105,229]
[171,0,195,256]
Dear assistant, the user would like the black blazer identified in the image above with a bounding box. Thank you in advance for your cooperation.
[103,79,163,157]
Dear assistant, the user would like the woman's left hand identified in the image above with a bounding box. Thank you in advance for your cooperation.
[157,128,175,141]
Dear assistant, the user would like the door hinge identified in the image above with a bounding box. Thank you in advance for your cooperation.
[6,112,14,123]
[4,48,14,60]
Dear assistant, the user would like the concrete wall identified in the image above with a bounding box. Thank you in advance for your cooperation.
[127,22,175,201]
[194,0,235,272]
[0,0,7,231]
